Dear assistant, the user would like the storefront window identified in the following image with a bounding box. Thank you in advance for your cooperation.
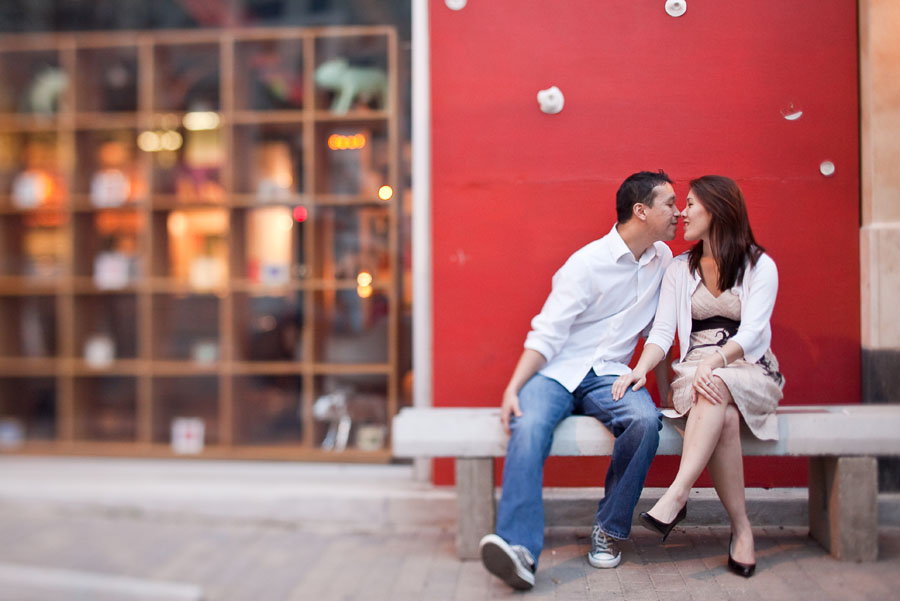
[0,0,411,459]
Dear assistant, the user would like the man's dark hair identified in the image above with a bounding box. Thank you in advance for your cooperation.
[615,170,673,223]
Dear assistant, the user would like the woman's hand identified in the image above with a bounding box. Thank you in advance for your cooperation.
[612,370,647,401]
[691,359,725,405]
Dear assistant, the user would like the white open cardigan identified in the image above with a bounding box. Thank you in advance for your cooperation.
[645,251,778,363]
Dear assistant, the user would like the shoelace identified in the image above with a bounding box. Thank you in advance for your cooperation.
[512,546,535,570]
[591,525,613,553]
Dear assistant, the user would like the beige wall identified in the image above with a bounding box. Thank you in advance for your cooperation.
[860,0,900,350]
[860,1,900,489]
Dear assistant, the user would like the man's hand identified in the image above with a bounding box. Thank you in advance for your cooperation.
[498,349,546,434]
[500,388,523,434]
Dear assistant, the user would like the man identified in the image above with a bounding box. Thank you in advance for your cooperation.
[479,171,680,590]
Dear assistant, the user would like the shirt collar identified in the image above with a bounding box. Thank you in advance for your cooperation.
[609,224,659,265]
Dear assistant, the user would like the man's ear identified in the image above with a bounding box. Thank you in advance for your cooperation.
[633,203,648,222]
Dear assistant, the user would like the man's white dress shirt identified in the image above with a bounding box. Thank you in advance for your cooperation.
[524,225,673,392]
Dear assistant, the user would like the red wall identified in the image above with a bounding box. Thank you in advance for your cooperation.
[430,1,860,487]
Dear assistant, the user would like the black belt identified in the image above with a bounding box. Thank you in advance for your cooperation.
[691,316,740,337]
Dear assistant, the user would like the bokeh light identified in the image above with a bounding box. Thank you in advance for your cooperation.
[357,271,373,287]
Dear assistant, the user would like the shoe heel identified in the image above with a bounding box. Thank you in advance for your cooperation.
[639,505,687,543]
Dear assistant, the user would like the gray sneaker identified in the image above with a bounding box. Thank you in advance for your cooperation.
[479,534,536,590]
[588,524,622,568]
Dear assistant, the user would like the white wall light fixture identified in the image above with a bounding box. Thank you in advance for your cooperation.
[666,0,687,17]
[537,86,565,114]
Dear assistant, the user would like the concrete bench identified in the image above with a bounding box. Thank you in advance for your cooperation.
[392,405,900,562]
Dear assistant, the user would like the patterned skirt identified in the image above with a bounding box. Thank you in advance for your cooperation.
[670,327,784,441]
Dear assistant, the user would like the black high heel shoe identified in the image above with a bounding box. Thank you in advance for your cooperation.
[639,504,687,543]
[727,534,756,578]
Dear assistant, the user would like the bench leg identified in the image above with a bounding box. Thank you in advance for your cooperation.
[808,456,878,561]
[455,457,495,560]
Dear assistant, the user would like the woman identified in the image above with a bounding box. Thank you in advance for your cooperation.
[612,175,784,578]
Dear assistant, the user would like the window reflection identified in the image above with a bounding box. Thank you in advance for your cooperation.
[233,293,304,362]
[235,39,305,111]
[75,47,138,113]
[153,44,219,112]
[152,294,219,362]
[164,208,228,288]
[231,206,306,283]
[74,377,136,441]
[71,210,143,289]
[0,51,64,115]
[245,206,294,285]
[150,124,224,203]
[314,205,389,280]
[315,289,388,364]
[74,294,138,362]
[313,374,387,451]
[153,377,219,445]
[0,3,412,457]
[77,131,145,208]
[316,123,389,196]
[0,378,55,444]
[0,296,57,357]
[234,376,304,445]
[314,34,389,115]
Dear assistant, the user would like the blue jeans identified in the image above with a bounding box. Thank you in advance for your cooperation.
[495,370,661,564]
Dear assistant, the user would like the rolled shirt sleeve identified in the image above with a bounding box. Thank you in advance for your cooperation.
[524,254,593,363]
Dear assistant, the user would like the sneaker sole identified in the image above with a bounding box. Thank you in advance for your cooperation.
[587,551,622,569]
[479,535,535,590]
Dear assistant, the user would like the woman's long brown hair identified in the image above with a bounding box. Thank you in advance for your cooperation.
[687,175,764,290]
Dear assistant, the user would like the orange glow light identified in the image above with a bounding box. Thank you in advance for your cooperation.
[357,284,373,299]
[357,271,373,287]
[377,185,393,201]
[327,133,367,151]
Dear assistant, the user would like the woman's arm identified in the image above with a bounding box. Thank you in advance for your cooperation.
[611,342,666,400]
[730,254,778,363]
[644,262,680,356]
[613,261,683,401]
[653,351,672,407]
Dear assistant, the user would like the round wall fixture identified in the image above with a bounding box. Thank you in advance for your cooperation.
[446,0,467,10]
[537,86,565,115]
[665,0,687,17]
[781,101,804,121]
[820,161,836,177]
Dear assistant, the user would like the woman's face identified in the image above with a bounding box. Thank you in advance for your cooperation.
[681,189,712,241]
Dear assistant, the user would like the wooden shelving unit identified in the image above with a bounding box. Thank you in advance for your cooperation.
[0,26,404,461]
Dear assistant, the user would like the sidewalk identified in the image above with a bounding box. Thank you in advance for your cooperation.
[1,456,899,601]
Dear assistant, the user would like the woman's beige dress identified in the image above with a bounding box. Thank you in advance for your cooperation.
[670,284,784,440]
